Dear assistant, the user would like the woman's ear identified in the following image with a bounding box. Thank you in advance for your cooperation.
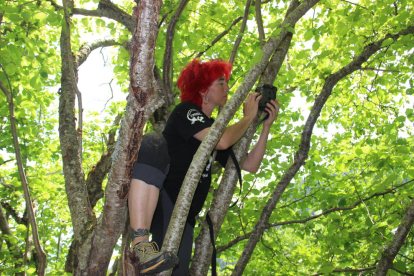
[199,89,208,97]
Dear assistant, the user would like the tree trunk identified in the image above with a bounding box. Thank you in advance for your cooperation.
[59,0,163,274]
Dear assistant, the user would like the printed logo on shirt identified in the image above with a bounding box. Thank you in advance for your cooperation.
[187,109,205,125]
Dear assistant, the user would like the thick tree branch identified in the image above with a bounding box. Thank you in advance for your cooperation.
[195,16,243,58]
[229,0,252,65]
[60,0,94,234]
[0,200,28,225]
[163,0,190,107]
[59,0,96,273]
[374,196,414,275]
[0,78,47,275]
[83,1,163,274]
[76,38,123,68]
[86,113,122,208]
[46,0,135,32]
[190,0,302,274]
[231,24,414,275]
[149,65,171,133]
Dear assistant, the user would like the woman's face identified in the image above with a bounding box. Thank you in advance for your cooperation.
[205,76,230,106]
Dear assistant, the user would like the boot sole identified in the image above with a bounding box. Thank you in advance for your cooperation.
[140,252,179,275]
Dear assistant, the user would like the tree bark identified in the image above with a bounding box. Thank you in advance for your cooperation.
[85,0,164,274]
[86,113,122,208]
[231,24,414,276]
[374,197,414,275]
[163,0,190,107]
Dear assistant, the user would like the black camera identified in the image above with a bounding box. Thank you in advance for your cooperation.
[255,84,277,111]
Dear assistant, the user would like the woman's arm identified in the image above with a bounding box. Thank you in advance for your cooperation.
[194,93,262,150]
[243,99,279,173]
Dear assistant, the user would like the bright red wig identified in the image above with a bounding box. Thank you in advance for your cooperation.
[177,59,232,108]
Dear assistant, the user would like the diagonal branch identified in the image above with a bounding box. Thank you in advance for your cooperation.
[311,266,376,276]
[229,0,252,65]
[374,196,414,275]
[195,16,243,58]
[45,0,135,32]
[0,78,47,275]
[0,200,28,225]
[86,113,122,208]
[190,0,301,274]
[76,38,124,68]
[255,0,265,48]
[217,179,414,253]
[231,24,414,275]
[163,0,190,107]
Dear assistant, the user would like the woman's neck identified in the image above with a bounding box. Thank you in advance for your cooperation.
[201,103,215,118]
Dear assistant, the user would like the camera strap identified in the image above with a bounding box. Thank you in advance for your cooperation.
[207,148,242,276]
[259,112,270,125]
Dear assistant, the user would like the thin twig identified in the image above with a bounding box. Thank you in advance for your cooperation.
[310,266,376,276]
[195,16,243,58]
[100,79,115,113]
[360,67,399,73]
[0,78,47,275]
[229,0,252,64]
[340,0,368,10]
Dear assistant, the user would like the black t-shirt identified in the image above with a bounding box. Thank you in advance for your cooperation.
[162,102,230,226]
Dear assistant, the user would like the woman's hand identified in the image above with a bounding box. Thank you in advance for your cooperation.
[263,99,279,128]
[243,92,261,120]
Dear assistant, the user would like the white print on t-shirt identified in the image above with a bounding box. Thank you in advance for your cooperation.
[202,156,213,178]
[187,109,205,124]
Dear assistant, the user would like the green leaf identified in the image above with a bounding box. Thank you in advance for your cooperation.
[304,30,313,41]
[243,174,255,182]
[319,265,335,273]
[251,50,263,65]
[381,38,394,47]
[312,40,320,51]
[22,10,31,21]
[30,75,42,90]
[396,146,410,154]
[5,63,17,75]
[20,100,35,108]
[17,224,27,232]
[81,17,89,27]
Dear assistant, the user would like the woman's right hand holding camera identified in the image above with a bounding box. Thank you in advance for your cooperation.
[243,92,262,121]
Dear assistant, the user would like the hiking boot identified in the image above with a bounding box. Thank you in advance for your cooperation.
[133,240,179,275]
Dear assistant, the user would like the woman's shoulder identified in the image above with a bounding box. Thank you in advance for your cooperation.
[172,101,201,115]
[174,101,199,110]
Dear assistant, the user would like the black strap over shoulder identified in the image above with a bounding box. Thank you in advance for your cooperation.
[208,148,243,275]
[206,212,217,276]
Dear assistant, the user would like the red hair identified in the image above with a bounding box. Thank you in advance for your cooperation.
[177,59,232,108]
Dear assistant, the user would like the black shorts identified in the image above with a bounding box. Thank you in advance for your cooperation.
[131,133,170,189]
